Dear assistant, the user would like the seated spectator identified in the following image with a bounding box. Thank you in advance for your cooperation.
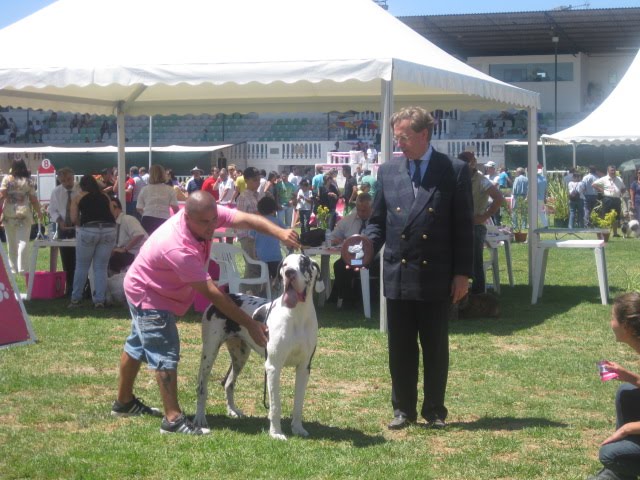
[99,120,109,142]
[8,117,17,143]
[0,114,8,135]
[108,198,148,275]
[586,292,640,480]
[33,120,43,143]
[326,193,378,309]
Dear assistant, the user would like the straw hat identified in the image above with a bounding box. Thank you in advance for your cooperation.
[191,166,204,174]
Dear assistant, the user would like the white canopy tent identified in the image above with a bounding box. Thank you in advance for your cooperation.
[540,48,640,169]
[0,0,540,188]
[0,0,541,311]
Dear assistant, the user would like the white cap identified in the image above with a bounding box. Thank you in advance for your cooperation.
[485,161,496,168]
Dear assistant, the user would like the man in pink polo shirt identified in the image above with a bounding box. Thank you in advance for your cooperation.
[111,191,300,435]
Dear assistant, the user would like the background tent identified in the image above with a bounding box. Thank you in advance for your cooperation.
[540,48,640,170]
[542,48,640,145]
[0,0,542,321]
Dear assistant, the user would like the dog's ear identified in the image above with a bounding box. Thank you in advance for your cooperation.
[311,260,325,293]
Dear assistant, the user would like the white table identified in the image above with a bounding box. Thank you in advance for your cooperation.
[532,228,610,305]
[303,246,339,307]
[484,229,514,294]
[303,245,373,319]
[26,238,76,300]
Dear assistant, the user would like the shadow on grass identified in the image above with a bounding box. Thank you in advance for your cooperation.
[201,414,386,447]
[450,284,612,336]
[450,415,568,431]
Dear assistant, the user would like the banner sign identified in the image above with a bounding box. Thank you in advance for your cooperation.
[0,244,36,349]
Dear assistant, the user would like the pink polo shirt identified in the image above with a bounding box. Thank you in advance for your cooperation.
[124,206,236,315]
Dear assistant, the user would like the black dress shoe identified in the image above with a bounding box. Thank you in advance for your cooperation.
[425,417,447,430]
[387,415,414,430]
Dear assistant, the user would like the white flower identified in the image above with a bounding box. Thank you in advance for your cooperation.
[0,282,10,302]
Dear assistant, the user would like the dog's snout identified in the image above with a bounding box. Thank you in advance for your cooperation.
[285,269,296,279]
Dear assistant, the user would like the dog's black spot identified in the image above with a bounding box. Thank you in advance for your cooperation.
[206,293,245,322]
[306,345,317,373]
[205,305,217,321]
[224,318,241,334]
[299,255,312,275]
[253,308,266,325]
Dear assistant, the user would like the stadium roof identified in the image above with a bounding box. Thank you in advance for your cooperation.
[398,8,640,58]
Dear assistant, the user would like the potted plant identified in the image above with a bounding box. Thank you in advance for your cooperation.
[545,177,569,228]
[590,202,617,242]
[511,198,529,243]
[315,205,332,246]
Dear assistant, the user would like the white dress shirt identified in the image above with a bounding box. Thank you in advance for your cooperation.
[115,212,147,255]
[332,210,368,243]
[48,183,80,223]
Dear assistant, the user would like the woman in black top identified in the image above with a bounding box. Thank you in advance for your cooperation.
[68,175,117,308]
[317,173,339,231]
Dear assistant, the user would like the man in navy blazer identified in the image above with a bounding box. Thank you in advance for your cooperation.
[365,106,473,430]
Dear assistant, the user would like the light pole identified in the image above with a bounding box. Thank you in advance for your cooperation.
[552,35,559,132]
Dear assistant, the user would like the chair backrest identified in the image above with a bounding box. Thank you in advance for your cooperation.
[210,243,243,281]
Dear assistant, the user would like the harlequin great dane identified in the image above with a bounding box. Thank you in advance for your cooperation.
[194,253,324,440]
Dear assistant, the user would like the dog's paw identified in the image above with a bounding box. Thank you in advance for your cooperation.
[193,413,209,429]
[291,423,309,438]
[226,407,245,418]
[269,428,288,441]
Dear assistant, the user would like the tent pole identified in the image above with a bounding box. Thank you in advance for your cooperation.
[379,77,393,333]
[572,142,577,169]
[116,103,126,202]
[527,106,538,287]
[541,136,547,172]
[148,115,153,169]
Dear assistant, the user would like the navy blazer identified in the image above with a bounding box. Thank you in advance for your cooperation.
[366,149,473,301]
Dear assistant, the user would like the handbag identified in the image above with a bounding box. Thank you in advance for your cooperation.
[300,228,326,247]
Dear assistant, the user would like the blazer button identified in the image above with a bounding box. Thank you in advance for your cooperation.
[401,259,407,265]
[401,234,406,239]
[428,207,434,213]
[422,260,428,266]
[396,207,401,212]
[422,234,428,240]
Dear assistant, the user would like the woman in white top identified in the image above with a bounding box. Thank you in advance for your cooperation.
[0,159,42,273]
[136,164,179,235]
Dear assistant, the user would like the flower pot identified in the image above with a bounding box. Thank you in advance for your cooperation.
[514,232,528,243]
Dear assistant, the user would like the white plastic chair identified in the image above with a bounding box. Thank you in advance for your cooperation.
[210,243,272,300]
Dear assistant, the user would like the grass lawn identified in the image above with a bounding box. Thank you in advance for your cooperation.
[1,236,640,479]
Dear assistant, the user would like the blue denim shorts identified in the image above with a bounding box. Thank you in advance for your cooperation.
[124,302,180,370]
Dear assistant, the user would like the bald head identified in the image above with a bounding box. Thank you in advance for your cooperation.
[185,191,218,241]
[186,191,216,214]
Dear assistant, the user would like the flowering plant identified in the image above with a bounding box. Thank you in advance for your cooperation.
[316,205,330,230]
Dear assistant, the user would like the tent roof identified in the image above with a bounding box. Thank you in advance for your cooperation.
[0,144,233,154]
[0,0,538,116]
[542,48,640,145]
